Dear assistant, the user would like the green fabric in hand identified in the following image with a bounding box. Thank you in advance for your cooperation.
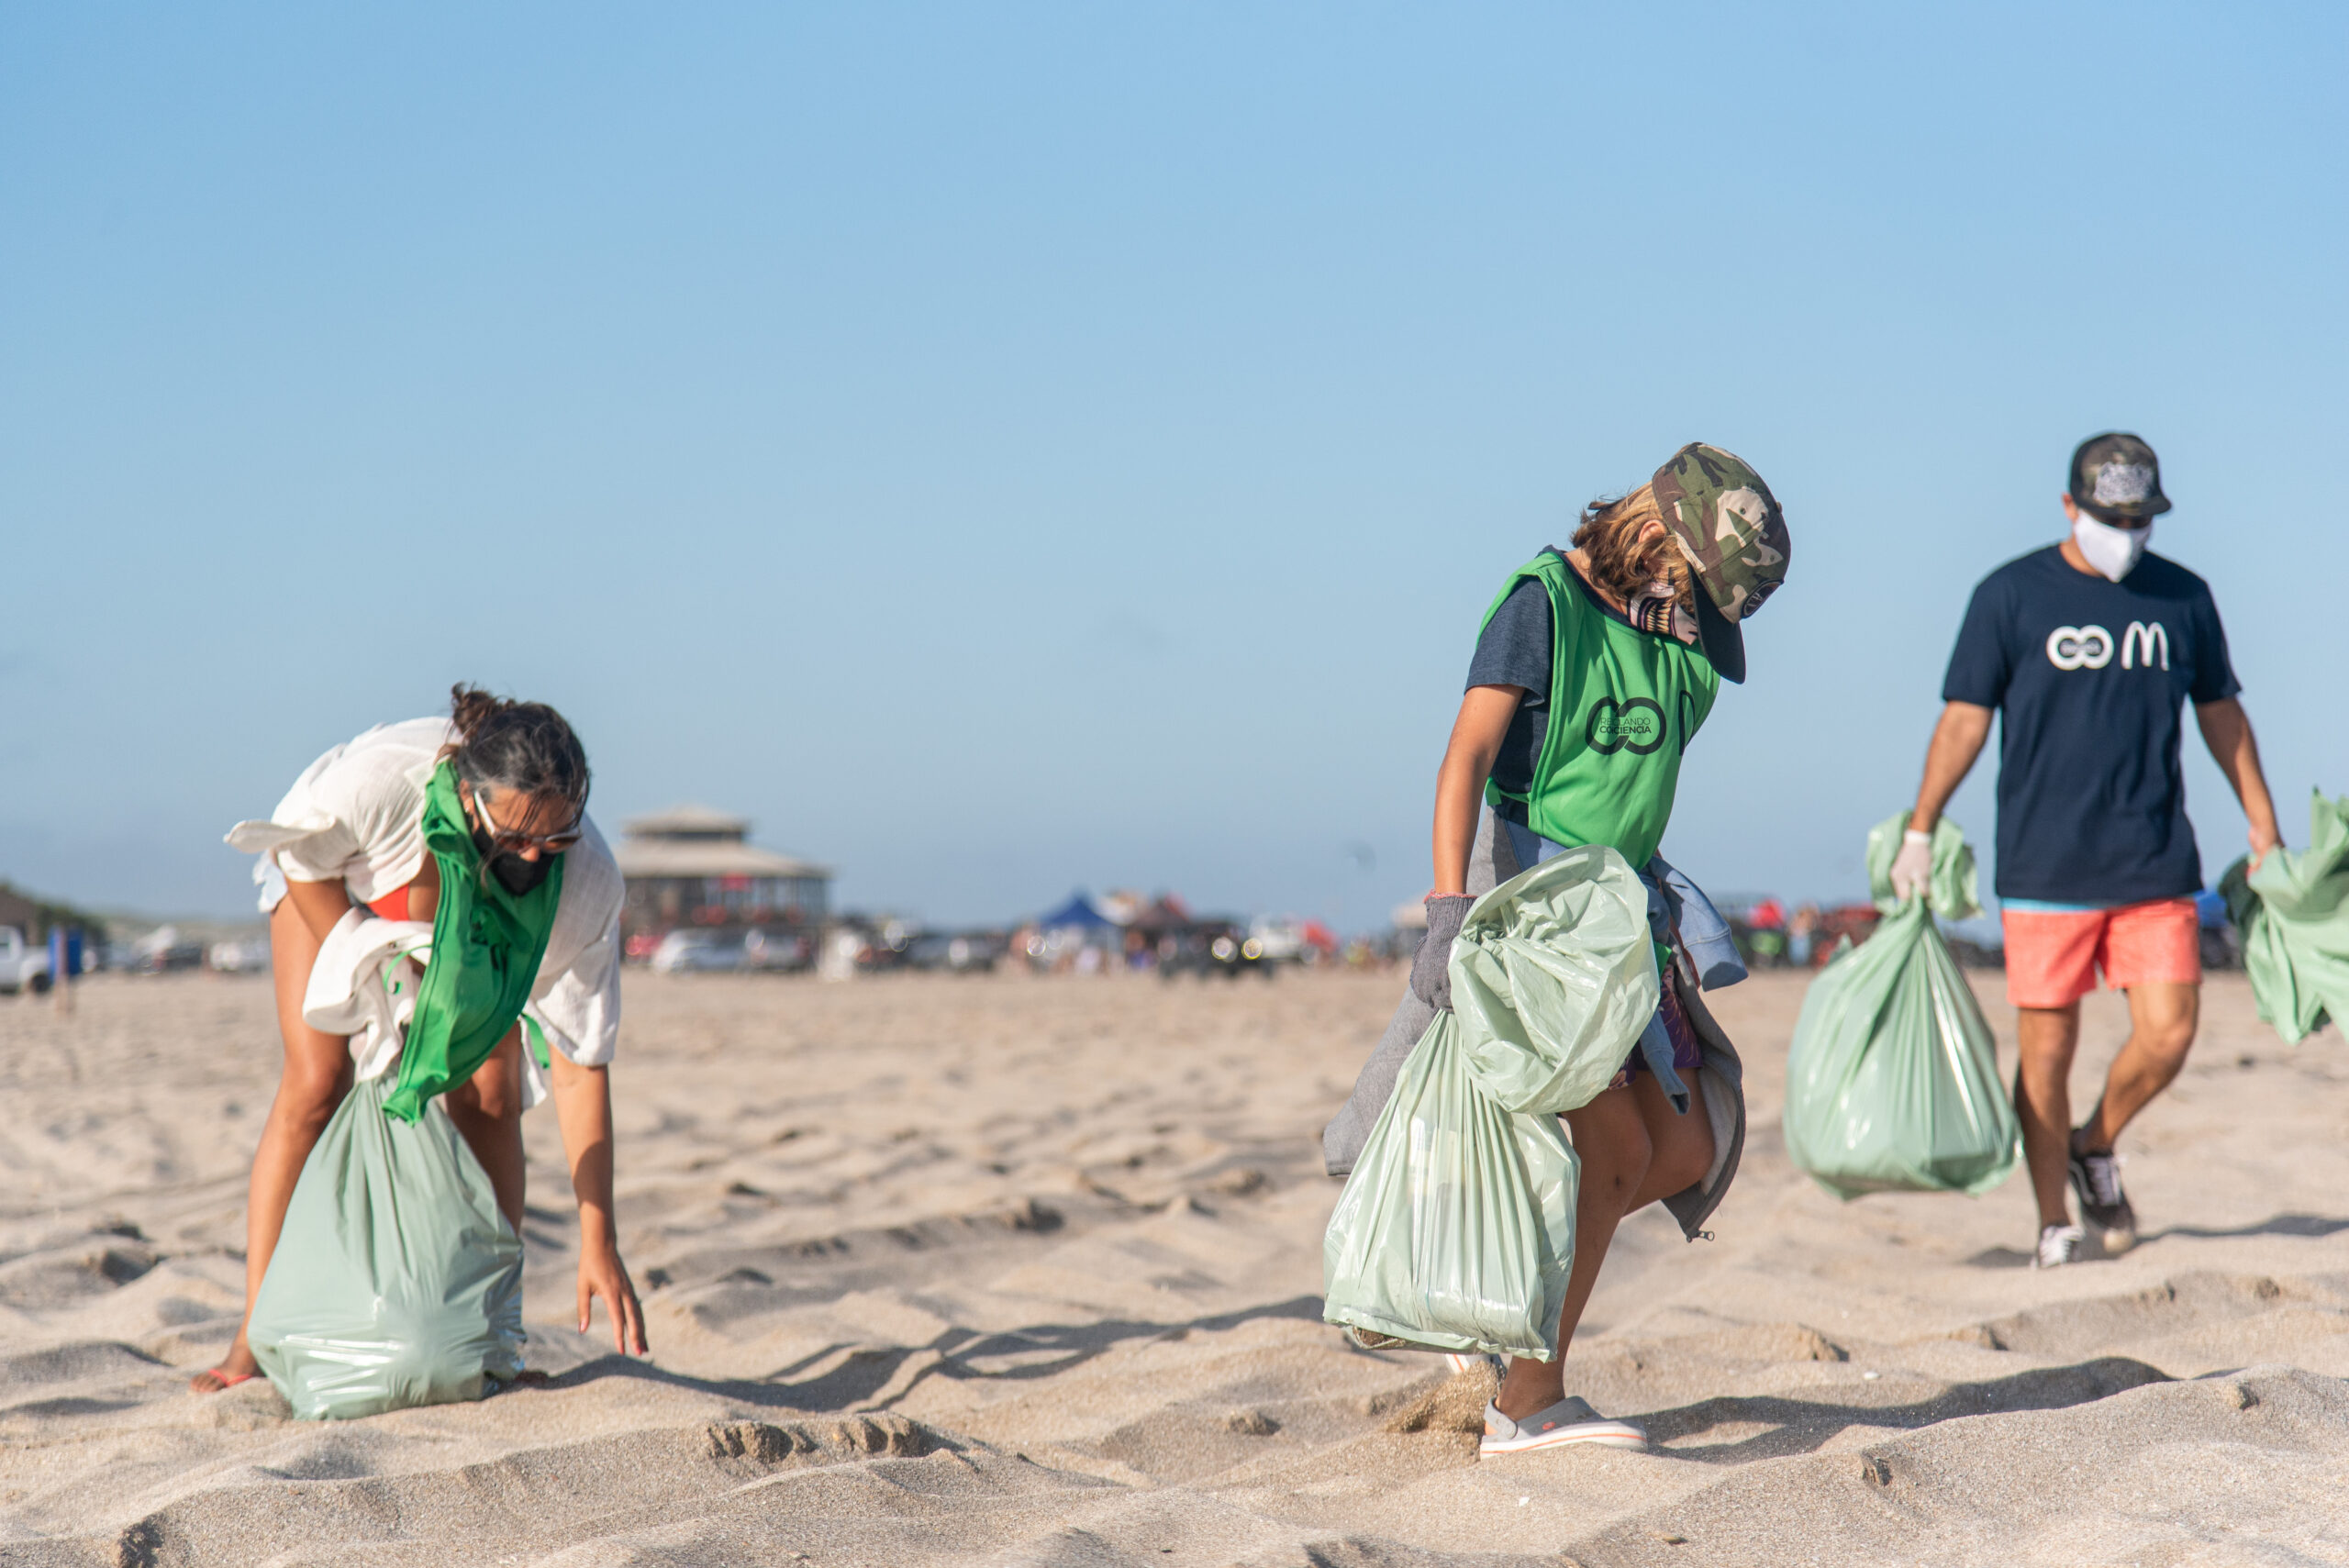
[1867,809,1982,922]
[383,762,565,1123]
[2221,790,2349,1046]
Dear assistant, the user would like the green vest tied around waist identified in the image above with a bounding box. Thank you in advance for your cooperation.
[1479,550,1719,869]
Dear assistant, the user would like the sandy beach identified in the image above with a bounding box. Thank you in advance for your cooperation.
[2,964,2345,1566]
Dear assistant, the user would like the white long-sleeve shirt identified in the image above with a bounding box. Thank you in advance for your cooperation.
[226,717,624,1078]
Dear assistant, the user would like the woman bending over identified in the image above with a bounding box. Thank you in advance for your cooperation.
[196,686,646,1391]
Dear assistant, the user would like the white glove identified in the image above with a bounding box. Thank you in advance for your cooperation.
[1888,828,1934,904]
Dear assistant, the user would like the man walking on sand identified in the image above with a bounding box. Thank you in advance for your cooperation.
[1892,433,2279,1269]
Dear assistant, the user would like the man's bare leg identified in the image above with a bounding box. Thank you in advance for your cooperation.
[2014,1003,2081,1230]
[2076,982,2199,1151]
[191,899,353,1392]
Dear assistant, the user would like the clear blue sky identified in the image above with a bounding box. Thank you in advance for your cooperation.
[4,4,2343,930]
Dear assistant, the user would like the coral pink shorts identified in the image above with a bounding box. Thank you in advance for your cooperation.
[2000,896,2201,1009]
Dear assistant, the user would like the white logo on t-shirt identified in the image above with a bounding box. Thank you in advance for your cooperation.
[2120,621,2169,670]
[2044,621,2169,673]
[2045,625,2113,670]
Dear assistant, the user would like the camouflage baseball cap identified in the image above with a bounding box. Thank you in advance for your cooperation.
[1650,442,1789,684]
[2068,432,2171,520]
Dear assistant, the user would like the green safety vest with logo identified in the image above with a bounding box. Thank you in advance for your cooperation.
[1479,550,1719,869]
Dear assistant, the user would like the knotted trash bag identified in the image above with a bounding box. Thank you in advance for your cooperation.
[1865,809,1983,920]
[1451,843,1660,1114]
[248,1073,524,1419]
[2221,790,2349,1045]
[1323,846,1655,1359]
[1785,819,2017,1199]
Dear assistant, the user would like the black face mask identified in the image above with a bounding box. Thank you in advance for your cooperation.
[472,826,557,895]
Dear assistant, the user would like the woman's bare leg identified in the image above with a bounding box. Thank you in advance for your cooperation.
[1497,1083,1650,1419]
[1494,1069,1713,1419]
[192,899,353,1391]
[1625,1067,1713,1212]
[444,1029,527,1232]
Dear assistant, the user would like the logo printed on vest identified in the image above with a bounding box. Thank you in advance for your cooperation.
[2045,625,2114,671]
[1586,696,1666,756]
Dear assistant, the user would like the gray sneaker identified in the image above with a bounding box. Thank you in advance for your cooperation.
[2068,1144,2137,1245]
[1479,1396,1646,1455]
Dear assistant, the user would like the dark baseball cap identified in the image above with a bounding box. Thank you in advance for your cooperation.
[2069,432,2172,521]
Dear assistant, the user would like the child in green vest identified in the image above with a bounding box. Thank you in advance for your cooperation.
[1325,444,1791,1455]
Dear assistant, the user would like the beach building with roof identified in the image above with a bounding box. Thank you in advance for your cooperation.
[612,805,831,951]
[0,886,42,937]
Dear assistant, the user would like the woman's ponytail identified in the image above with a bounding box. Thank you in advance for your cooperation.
[450,684,503,746]
[440,684,591,811]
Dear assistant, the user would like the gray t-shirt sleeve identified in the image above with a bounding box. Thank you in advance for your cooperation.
[1466,577,1552,698]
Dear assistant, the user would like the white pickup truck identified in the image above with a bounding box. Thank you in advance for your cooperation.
[0,928,52,995]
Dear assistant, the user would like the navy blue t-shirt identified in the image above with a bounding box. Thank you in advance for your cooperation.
[1942,546,2240,905]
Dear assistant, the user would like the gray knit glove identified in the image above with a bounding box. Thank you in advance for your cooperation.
[1408,895,1475,1011]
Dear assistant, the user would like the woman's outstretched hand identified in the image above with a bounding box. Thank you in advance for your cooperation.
[547,1054,646,1355]
[578,1236,648,1355]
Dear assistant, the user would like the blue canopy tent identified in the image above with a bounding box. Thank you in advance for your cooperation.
[1038,891,1115,929]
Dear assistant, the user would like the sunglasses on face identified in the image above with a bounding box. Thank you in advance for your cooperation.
[465,785,584,855]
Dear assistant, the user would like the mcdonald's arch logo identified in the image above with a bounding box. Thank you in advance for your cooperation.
[2121,621,2169,670]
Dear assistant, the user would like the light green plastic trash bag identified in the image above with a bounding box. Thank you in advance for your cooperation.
[248,1073,524,1419]
[1322,846,1656,1359]
[1784,819,2017,1199]
[2221,790,2349,1045]
[1452,844,1659,1114]
[1320,1011,1579,1358]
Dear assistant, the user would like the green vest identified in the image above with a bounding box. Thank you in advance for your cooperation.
[1479,550,1719,868]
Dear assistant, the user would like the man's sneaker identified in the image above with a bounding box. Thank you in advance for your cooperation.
[2068,1144,2137,1246]
[2034,1222,2087,1269]
[1479,1396,1646,1455]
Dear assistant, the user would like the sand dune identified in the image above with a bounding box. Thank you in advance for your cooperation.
[2,965,2345,1565]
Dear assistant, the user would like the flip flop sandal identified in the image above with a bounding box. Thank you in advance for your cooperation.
[191,1369,259,1393]
[1479,1396,1646,1454]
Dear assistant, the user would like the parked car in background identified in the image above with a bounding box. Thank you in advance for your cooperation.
[1246,916,1339,967]
[742,929,813,973]
[138,942,208,975]
[651,929,749,973]
[1157,919,1275,981]
[0,928,52,995]
[125,924,205,974]
[906,930,1006,973]
[208,937,273,974]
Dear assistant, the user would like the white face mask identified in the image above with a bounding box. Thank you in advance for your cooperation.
[2072,511,2154,582]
